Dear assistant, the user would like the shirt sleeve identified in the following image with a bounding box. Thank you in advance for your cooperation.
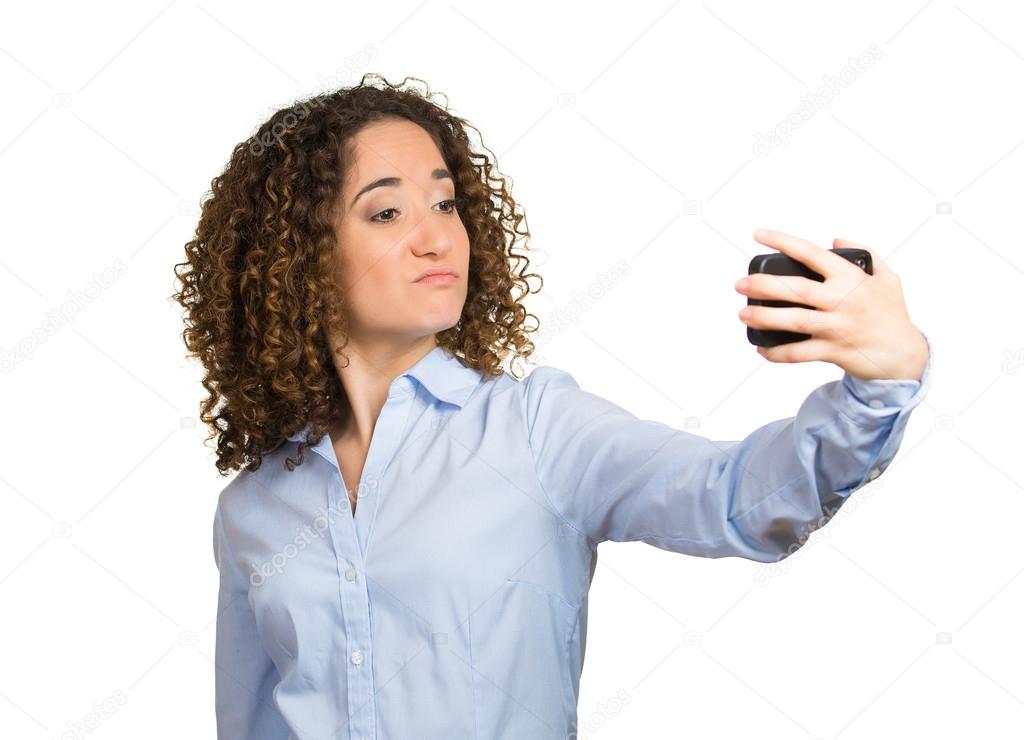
[522,331,933,562]
[213,499,289,739]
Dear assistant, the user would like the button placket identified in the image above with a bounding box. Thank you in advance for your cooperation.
[321,468,375,740]
[340,376,416,740]
[344,557,375,740]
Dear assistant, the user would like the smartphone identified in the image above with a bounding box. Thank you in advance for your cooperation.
[746,247,872,347]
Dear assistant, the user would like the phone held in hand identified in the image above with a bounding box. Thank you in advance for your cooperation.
[746,247,872,347]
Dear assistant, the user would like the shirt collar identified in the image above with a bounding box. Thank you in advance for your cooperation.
[285,344,482,442]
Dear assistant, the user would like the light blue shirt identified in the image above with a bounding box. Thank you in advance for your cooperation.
[214,336,933,739]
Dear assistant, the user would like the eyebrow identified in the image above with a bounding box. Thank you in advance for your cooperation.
[350,168,454,209]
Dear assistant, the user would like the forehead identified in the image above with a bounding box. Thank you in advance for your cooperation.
[344,118,445,187]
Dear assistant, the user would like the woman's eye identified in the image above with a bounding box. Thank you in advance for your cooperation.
[370,199,459,223]
[370,208,398,223]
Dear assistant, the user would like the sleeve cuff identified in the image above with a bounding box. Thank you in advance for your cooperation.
[838,328,933,426]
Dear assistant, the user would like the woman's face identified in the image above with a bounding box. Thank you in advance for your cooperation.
[333,117,470,347]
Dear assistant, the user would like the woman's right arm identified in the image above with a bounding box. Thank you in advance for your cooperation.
[213,502,289,740]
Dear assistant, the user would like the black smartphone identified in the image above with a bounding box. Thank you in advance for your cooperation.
[746,247,872,347]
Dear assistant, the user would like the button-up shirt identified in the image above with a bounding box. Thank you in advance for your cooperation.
[213,335,933,739]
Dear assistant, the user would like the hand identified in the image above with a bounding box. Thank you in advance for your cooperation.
[734,229,928,382]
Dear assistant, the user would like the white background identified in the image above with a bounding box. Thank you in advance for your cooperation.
[1,0,1020,738]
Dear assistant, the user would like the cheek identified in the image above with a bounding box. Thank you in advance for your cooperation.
[451,231,471,272]
[336,246,408,311]
[335,228,388,288]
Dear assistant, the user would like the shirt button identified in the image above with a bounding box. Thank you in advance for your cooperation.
[351,649,364,665]
[345,567,357,582]
[869,399,884,409]
[868,467,881,480]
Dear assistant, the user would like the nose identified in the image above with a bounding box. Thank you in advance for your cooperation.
[408,210,455,258]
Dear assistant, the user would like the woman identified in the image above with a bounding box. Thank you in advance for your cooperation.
[173,74,932,739]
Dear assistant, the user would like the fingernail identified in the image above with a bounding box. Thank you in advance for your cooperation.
[735,278,749,291]
[754,229,768,239]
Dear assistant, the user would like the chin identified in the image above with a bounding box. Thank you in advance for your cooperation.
[418,296,465,322]
[424,313,462,333]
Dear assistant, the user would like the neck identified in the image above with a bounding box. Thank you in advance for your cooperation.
[329,334,438,443]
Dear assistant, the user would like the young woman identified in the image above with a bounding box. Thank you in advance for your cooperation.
[173,74,931,740]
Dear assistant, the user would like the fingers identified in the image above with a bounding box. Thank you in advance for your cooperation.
[735,272,828,308]
[833,237,890,277]
[756,337,833,364]
[739,304,841,337]
[753,228,853,281]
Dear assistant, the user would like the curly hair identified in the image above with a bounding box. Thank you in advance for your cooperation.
[171,73,543,476]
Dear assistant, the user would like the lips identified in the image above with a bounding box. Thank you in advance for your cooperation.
[414,268,458,282]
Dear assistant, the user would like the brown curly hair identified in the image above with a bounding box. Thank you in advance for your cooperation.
[171,73,543,476]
